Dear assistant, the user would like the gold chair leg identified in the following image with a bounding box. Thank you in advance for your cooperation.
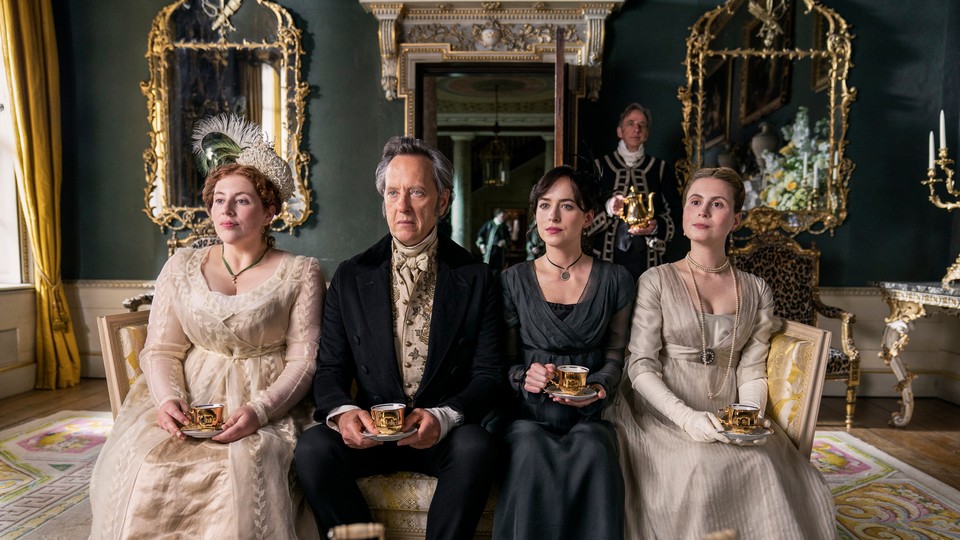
[844,386,856,430]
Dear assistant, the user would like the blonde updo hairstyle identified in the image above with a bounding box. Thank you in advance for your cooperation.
[684,167,747,213]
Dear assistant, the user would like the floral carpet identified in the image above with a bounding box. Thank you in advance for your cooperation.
[813,431,960,539]
[1,414,959,539]
[0,411,111,540]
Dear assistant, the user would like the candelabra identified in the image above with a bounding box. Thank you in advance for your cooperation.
[923,111,960,288]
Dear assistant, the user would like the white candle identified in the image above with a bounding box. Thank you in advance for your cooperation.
[834,151,840,180]
[930,131,935,169]
[802,152,808,182]
[940,110,947,150]
[813,165,818,190]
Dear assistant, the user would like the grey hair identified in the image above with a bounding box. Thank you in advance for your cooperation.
[619,103,652,128]
[375,136,455,216]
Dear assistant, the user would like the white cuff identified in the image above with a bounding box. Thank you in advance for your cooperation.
[426,406,463,441]
[325,404,361,432]
[605,196,618,217]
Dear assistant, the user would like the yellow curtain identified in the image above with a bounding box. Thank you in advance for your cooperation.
[0,0,81,389]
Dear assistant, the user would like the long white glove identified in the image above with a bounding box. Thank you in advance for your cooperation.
[736,378,771,445]
[736,378,768,414]
[632,371,728,443]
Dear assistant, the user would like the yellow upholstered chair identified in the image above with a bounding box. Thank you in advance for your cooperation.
[731,232,860,430]
[355,472,496,539]
[97,307,150,418]
[766,319,831,458]
[327,522,385,540]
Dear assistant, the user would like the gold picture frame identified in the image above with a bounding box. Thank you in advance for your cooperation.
[703,57,733,149]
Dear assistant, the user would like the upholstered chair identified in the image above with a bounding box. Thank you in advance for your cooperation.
[766,320,831,458]
[97,296,495,539]
[731,232,860,429]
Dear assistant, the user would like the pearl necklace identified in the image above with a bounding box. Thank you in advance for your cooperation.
[685,252,730,273]
[544,252,583,281]
[686,257,740,400]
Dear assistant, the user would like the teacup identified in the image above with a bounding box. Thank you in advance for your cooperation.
[371,403,405,435]
[188,403,225,431]
[550,365,589,395]
[720,403,760,434]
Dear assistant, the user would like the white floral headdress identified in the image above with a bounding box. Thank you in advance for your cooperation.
[191,114,295,201]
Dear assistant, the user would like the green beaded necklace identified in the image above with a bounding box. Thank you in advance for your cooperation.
[221,244,271,284]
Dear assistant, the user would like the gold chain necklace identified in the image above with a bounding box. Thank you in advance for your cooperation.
[686,258,740,400]
[222,244,271,284]
[685,252,730,273]
[544,251,584,281]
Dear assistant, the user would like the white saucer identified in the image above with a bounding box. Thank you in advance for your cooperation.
[181,428,222,439]
[723,427,773,442]
[362,429,416,442]
[544,385,599,402]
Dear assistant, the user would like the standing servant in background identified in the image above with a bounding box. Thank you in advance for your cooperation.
[605,167,836,539]
[295,136,503,540]
[476,207,510,274]
[493,166,633,539]
[90,115,325,539]
[587,103,681,281]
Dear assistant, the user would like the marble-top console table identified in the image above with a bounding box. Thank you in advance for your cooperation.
[875,281,960,427]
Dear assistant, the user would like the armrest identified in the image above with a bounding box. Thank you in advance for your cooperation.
[812,295,860,383]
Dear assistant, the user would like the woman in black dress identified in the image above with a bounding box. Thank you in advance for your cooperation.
[493,166,635,539]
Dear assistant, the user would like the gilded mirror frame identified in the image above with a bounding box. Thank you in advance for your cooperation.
[677,0,856,236]
[142,0,310,246]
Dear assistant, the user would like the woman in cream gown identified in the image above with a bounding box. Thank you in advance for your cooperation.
[89,157,325,538]
[605,167,835,539]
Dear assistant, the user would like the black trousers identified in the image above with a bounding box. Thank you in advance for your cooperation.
[294,423,496,540]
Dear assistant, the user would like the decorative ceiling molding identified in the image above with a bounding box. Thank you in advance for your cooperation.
[358,0,623,102]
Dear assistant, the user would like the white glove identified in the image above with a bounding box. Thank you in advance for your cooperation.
[681,411,729,443]
[737,378,768,413]
[737,378,772,429]
[632,372,728,444]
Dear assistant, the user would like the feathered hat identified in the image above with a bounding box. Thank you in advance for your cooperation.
[191,114,295,201]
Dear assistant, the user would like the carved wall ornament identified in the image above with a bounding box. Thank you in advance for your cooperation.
[359,1,623,133]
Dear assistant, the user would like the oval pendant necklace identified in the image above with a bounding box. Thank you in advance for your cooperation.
[545,252,584,281]
[222,244,271,284]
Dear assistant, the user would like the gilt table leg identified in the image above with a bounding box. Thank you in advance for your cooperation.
[878,298,924,428]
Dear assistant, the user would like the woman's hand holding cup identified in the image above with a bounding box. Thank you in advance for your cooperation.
[157,399,189,440]
[524,363,557,394]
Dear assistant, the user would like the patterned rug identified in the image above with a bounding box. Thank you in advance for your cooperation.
[2,414,959,539]
[0,411,112,540]
[813,431,960,539]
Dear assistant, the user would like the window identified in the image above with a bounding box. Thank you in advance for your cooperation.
[0,56,27,285]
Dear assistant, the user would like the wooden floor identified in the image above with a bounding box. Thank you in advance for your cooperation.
[1,379,958,490]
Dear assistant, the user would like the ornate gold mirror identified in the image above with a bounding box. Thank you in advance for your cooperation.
[677,0,855,236]
[142,0,309,247]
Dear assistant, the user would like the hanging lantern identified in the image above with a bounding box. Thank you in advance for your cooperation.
[481,84,510,186]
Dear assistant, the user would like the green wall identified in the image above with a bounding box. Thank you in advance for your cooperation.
[57,0,958,287]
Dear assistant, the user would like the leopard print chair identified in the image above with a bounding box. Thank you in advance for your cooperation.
[731,232,860,429]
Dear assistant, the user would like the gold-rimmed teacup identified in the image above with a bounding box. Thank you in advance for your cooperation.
[371,403,405,435]
[718,403,760,434]
[186,403,225,431]
[549,365,589,396]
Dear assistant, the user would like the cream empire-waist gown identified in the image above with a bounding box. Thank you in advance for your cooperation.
[89,247,324,540]
[603,264,836,540]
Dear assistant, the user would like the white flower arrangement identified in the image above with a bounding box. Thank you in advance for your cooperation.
[758,107,828,211]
